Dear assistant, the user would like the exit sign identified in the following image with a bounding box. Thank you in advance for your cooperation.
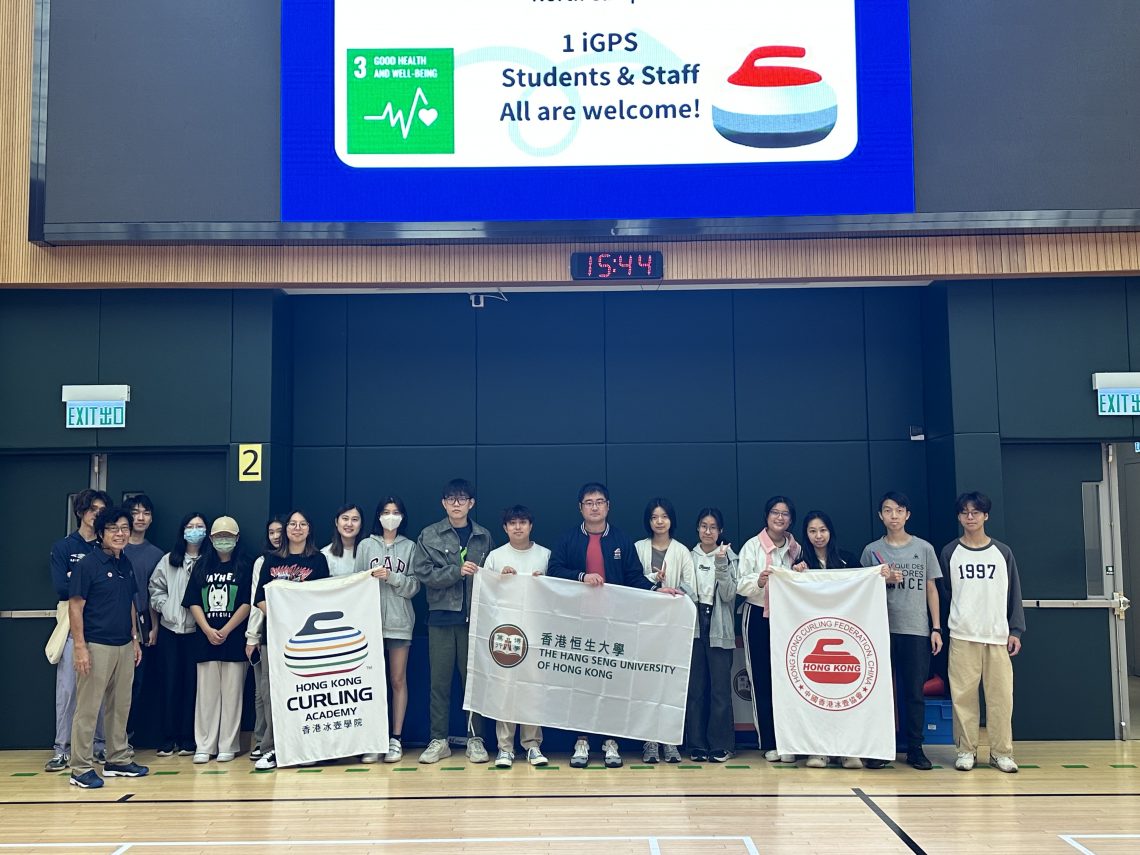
[1092,373,1140,417]
[66,401,126,429]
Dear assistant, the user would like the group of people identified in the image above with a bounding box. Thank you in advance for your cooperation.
[48,478,1025,789]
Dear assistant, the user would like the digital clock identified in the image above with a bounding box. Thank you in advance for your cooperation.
[570,251,664,281]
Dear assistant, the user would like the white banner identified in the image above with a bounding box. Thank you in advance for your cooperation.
[768,567,895,760]
[266,572,389,767]
[465,572,696,744]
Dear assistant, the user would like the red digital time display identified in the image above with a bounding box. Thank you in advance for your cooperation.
[570,251,663,281]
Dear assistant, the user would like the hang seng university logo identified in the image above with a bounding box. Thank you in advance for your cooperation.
[284,612,369,678]
[786,617,877,711]
[489,624,528,668]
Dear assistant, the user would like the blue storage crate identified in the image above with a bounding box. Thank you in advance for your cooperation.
[924,699,954,744]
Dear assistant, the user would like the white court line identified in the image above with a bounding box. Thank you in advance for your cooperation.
[1060,834,1140,855]
[0,836,758,851]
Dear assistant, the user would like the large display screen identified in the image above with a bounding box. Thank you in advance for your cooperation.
[282,0,915,223]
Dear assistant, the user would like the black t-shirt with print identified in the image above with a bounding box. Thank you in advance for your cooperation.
[182,556,253,663]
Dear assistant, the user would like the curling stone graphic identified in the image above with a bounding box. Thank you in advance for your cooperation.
[712,46,837,148]
[802,638,861,684]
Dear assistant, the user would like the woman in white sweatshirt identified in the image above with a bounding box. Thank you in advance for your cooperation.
[353,496,419,763]
[321,504,364,577]
[634,497,695,765]
[244,516,283,760]
[148,511,210,756]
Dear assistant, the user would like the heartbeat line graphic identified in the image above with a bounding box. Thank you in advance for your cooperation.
[364,87,432,139]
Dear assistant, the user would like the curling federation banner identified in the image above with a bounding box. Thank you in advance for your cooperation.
[465,573,696,744]
[266,572,389,767]
[768,567,895,761]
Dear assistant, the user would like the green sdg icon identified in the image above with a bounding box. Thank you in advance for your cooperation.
[347,49,455,154]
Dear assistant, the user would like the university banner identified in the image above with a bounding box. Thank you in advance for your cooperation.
[465,573,696,744]
[768,567,895,760]
[266,572,389,767]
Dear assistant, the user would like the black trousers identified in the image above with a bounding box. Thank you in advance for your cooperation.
[742,602,776,753]
[157,625,197,749]
[684,606,735,754]
[890,632,931,751]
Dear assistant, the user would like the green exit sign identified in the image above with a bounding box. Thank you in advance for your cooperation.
[1097,390,1140,416]
[66,401,126,429]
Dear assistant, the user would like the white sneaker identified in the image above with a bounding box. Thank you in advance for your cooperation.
[642,741,659,763]
[192,753,209,764]
[383,738,403,763]
[495,749,514,768]
[602,739,622,768]
[840,756,863,769]
[764,750,781,762]
[779,754,796,763]
[570,738,590,768]
[254,751,277,770]
[805,755,827,768]
[360,753,380,764]
[418,739,451,764]
[990,755,1019,773]
[216,753,235,763]
[527,747,548,766]
[955,752,975,771]
[466,737,489,764]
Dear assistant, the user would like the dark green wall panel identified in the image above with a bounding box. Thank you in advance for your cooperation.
[98,290,232,447]
[476,445,607,546]
[605,443,739,548]
[346,295,476,447]
[920,285,954,441]
[865,288,925,441]
[946,282,1000,436]
[292,296,346,447]
[230,290,277,443]
[0,619,57,748]
[735,289,867,442]
[868,440,930,545]
[105,451,228,546]
[605,291,736,444]
[950,433,1006,537]
[476,293,604,445]
[292,446,346,539]
[995,278,1132,440]
[1002,443,1102,599]
[0,290,100,449]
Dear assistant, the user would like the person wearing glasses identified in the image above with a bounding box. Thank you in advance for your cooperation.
[737,495,801,764]
[858,492,943,771]
[685,508,738,763]
[547,482,665,769]
[412,479,495,765]
[252,509,330,770]
[67,507,149,788]
[243,516,284,761]
[939,492,1025,774]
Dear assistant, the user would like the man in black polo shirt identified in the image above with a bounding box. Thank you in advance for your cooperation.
[68,506,149,789]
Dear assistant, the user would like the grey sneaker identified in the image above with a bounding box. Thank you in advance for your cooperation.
[418,738,451,764]
[466,737,489,764]
[527,747,549,766]
[44,753,69,772]
[360,753,381,764]
[642,741,659,763]
[662,744,682,763]
[383,738,403,764]
[570,738,590,768]
[495,749,514,768]
[602,739,622,768]
[990,754,1018,773]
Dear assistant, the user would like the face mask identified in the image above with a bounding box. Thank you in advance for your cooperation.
[379,514,402,532]
[212,536,238,554]
[184,527,207,545]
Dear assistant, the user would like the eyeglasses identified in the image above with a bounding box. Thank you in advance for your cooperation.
[581,499,608,509]
[104,525,131,534]
[958,510,985,518]
[698,524,720,532]
[443,496,471,506]
[768,510,791,519]
[287,521,310,529]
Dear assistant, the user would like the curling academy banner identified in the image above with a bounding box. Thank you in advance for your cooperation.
[465,573,696,744]
[768,567,895,761]
[266,572,389,767]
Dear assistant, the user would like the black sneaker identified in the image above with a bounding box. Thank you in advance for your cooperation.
[863,758,890,769]
[44,753,69,772]
[156,745,175,757]
[709,750,733,763]
[690,749,709,762]
[906,750,933,771]
[104,761,149,777]
[69,769,104,789]
[93,749,106,764]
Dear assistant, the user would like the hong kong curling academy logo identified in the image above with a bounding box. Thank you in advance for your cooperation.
[284,611,368,678]
[732,668,752,702]
[489,624,528,668]
[785,617,878,711]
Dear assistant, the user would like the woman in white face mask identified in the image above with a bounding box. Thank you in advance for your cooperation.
[353,496,419,764]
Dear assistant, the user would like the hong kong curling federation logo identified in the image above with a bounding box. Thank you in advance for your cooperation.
[284,611,368,678]
[489,624,528,668]
[785,617,877,711]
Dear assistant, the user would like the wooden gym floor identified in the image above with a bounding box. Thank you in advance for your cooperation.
[0,738,1137,854]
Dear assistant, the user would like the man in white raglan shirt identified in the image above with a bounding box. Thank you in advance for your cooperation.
[939,491,1026,774]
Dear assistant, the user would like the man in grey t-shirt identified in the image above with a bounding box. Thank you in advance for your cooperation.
[859,492,944,770]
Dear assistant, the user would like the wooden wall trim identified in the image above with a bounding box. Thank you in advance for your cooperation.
[4,1,1139,289]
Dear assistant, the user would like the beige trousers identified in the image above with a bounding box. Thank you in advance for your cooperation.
[496,720,542,753]
[71,642,135,774]
[949,637,1015,758]
[194,660,248,755]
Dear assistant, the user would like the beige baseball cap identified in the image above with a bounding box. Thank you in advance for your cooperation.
[210,516,240,536]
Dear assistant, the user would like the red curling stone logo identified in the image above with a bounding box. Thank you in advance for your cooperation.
[786,617,877,711]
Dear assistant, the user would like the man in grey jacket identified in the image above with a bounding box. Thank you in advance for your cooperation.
[412,479,495,764]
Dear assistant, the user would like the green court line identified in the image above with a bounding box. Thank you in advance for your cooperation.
[202,770,227,775]
[1062,764,1089,769]
[297,768,323,773]
[392,768,417,772]
[725,765,750,769]
[1111,764,1137,768]
[345,768,370,772]
[440,766,465,771]
[251,769,274,773]
[1019,764,1039,769]
[931,765,944,769]
[630,765,655,770]
[774,764,800,769]
[154,771,179,775]
[677,765,703,769]
[488,766,509,771]
[11,773,36,777]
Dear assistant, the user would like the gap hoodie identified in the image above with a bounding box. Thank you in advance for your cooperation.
[356,533,420,640]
